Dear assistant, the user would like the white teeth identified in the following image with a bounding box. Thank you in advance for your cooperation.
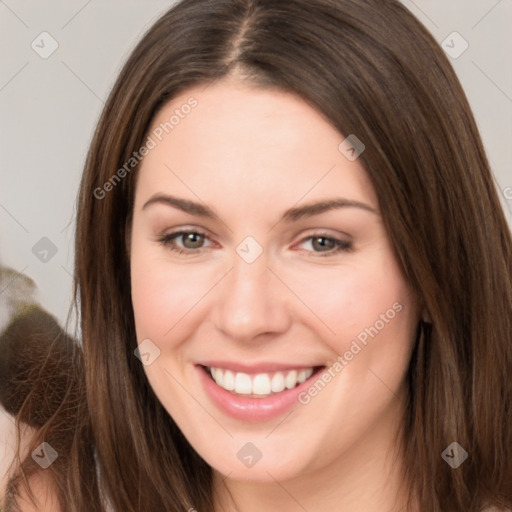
[212,367,223,385]
[208,366,315,397]
[271,372,285,393]
[285,370,298,389]
[223,370,235,391]
[234,373,252,394]
[297,369,308,383]
[252,374,271,395]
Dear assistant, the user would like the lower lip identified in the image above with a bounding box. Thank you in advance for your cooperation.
[196,365,323,422]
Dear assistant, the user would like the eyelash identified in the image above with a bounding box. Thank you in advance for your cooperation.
[156,229,353,257]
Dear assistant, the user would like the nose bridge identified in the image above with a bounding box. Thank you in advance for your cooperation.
[214,240,289,341]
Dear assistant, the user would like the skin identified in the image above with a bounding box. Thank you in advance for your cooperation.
[129,76,422,512]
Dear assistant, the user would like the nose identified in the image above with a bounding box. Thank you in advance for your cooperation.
[213,248,291,343]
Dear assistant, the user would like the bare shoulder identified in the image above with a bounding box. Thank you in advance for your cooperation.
[0,407,61,512]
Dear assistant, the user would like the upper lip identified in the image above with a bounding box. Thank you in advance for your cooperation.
[197,360,325,374]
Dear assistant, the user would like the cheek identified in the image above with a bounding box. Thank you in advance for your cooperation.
[130,238,218,346]
[281,253,414,355]
[129,242,173,324]
[320,263,418,396]
[131,261,198,341]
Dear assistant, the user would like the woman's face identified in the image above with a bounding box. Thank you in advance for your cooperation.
[130,79,420,484]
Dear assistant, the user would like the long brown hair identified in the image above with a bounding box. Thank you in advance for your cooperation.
[3,0,512,510]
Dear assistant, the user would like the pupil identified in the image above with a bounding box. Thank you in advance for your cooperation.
[314,237,332,251]
[185,233,202,248]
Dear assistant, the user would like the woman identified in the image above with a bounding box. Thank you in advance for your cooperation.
[1,0,511,510]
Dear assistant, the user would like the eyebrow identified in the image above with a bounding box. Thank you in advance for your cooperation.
[142,194,377,222]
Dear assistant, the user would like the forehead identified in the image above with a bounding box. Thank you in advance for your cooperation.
[136,79,378,217]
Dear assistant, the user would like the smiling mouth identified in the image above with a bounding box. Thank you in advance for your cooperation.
[200,364,325,398]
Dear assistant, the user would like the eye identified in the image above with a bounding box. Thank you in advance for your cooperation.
[157,229,212,255]
[157,230,353,257]
[295,233,353,257]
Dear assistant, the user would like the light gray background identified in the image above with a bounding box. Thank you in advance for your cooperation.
[1,0,511,329]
